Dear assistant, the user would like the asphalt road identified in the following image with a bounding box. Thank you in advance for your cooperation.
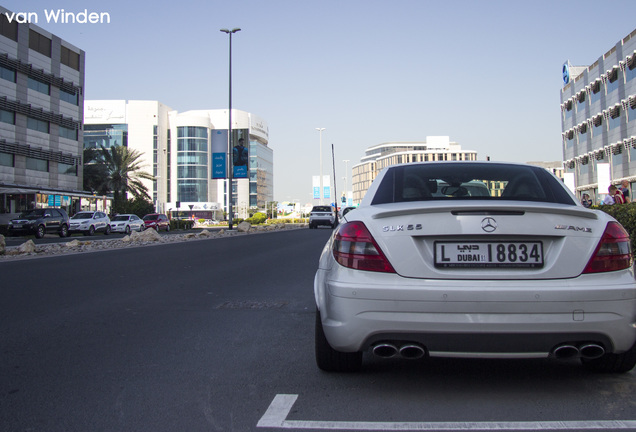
[2,227,636,432]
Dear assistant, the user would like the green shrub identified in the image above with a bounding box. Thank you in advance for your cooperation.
[170,219,194,230]
[595,203,636,247]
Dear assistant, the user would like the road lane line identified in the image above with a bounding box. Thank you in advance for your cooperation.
[257,394,636,430]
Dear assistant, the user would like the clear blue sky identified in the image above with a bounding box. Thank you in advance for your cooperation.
[5,0,636,203]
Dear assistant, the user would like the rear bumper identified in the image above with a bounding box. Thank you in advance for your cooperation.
[315,268,636,357]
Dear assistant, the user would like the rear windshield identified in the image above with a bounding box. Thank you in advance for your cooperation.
[311,206,333,212]
[371,163,576,205]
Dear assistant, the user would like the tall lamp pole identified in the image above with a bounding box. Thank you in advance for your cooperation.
[315,128,325,205]
[343,159,350,205]
[220,27,241,230]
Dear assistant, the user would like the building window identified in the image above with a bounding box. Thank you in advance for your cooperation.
[58,162,77,175]
[26,157,48,172]
[592,115,603,137]
[28,77,51,95]
[576,91,586,112]
[609,107,621,130]
[61,46,80,71]
[60,88,79,105]
[629,98,636,121]
[0,13,18,41]
[590,81,601,104]
[177,126,208,202]
[0,109,15,124]
[29,30,51,57]
[606,68,619,94]
[27,117,49,133]
[0,151,13,167]
[0,65,15,83]
[564,100,573,119]
[59,125,77,140]
[627,57,636,82]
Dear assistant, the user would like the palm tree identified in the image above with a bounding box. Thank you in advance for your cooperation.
[98,145,154,209]
[83,147,109,194]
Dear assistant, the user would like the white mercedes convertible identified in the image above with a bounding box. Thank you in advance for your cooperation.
[314,162,636,372]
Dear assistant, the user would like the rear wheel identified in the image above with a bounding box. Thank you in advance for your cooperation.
[59,224,69,238]
[104,225,111,235]
[582,341,636,373]
[35,225,45,239]
[315,308,362,372]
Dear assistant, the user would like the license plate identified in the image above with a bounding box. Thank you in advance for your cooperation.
[434,241,544,268]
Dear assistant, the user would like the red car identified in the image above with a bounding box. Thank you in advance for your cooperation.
[142,213,170,231]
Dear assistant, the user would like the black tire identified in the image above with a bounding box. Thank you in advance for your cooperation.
[125,225,131,235]
[59,224,69,238]
[104,225,111,235]
[166,224,170,232]
[35,225,45,239]
[88,225,95,236]
[315,308,362,372]
[582,341,636,373]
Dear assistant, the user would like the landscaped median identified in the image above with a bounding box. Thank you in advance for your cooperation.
[0,221,306,260]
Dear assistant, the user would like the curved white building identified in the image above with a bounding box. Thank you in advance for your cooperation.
[351,137,477,204]
[85,100,272,219]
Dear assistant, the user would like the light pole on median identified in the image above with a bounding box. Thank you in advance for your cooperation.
[220,27,241,229]
[316,128,325,205]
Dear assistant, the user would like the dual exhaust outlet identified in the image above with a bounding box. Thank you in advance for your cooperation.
[372,342,427,359]
[552,343,605,360]
[372,342,606,360]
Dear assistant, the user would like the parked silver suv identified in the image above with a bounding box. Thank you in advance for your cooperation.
[309,206,337,229]
[68,211,111,236]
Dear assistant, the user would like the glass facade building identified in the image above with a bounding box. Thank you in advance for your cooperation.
[84,101,272,218]
[561,28,636,204]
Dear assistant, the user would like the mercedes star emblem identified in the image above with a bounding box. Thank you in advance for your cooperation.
[481,217,497,233]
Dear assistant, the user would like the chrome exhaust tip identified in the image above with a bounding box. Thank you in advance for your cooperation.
[579,344,605,359]
[399,344,426,359]
[372,343,399,358]
[553,344,580,359]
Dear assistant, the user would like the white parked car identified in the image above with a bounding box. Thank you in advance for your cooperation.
[309,205,337,229]
[314,161,636,372]
[68,211,111,236]
[110,214,145,234]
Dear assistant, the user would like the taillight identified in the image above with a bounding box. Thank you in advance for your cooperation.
[332,221,395,273]
[583,222,633,273]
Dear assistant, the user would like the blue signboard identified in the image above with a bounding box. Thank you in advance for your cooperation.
[211,130,228,179]
[313,186,320,199]
[212,153,226,179]
[48,195,61,206]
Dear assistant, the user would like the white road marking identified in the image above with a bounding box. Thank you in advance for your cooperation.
[257,394,636,430]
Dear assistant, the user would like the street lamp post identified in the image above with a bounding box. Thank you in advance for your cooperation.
[343,159,350,206]
[316,128,325,205]
[220,27,241,230]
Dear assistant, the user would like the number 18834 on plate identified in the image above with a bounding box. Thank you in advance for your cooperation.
[434,241,544,268]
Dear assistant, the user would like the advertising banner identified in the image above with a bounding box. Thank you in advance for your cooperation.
[323,175,331,199]
[232,137,248,179]
[313,176,320,199]
[211,130,227,179]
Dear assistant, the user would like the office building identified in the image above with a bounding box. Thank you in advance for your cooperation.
[0,7,96,215]
[85,100,272,219]
[351,137,477,204]
[561,29,636,203]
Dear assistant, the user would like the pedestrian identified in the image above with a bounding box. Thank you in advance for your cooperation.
[620,180,631,203]
[604,185,623,205]
[581,193,592,208]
